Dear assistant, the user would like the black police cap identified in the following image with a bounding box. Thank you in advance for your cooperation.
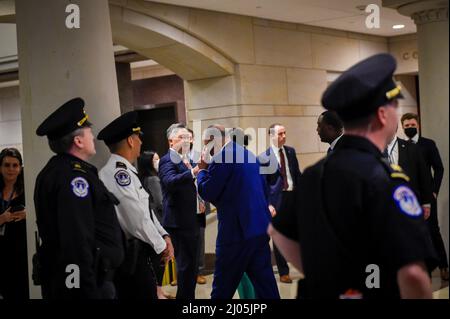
[321,53,403,121]
[97,111,142,145]
[36,97,91,140]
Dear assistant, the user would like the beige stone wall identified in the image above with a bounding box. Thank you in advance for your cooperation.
[0,85,22,154]
[112,1,419,170]
[389,34,419,75]
[183,15,392,169]
[395,74,419,139]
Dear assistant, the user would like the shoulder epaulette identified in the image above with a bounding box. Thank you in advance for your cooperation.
[116,161,127,169]
[72,162,87,173]
[379,159,410,182]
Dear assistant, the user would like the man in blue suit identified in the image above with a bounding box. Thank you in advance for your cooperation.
[159,123,201,299]
[196,125,280,299]
[259,123,301,284]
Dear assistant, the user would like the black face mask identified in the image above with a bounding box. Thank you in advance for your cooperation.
[404,127,418,138]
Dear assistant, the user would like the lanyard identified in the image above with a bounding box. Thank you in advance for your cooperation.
[388,139,398,164]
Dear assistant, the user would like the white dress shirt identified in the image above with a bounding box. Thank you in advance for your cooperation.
[270,144,294,191]
[99,153,168,254]
[386,137,399,165]
[411,133,419,144]
[170,148,197,179]
[330,134,344,151]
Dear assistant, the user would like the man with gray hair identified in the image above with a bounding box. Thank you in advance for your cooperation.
[158,123,202,299]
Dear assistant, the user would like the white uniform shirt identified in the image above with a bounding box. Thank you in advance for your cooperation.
[99,154,168,254]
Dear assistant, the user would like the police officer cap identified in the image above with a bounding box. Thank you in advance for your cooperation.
[321,53,403,121]
[97,111,142,145]
[36,97,91,140]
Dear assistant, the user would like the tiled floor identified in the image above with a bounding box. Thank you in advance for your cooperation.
[163,266,449,299]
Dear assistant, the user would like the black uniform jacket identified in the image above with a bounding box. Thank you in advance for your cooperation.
[34,153,124,299]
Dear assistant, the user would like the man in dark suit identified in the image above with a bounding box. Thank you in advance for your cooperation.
[258,123,301,284]
[159,123,201,299]
[196,125,280,299]
[187,128,209,285]
[401,113,448,281]
[316,111,344,154]
[385,135,433,217]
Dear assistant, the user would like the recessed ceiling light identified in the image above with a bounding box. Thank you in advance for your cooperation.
[393,24,405,29]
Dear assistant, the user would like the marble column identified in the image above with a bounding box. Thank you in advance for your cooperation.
[15,0,121,298]
[385,0,449,260]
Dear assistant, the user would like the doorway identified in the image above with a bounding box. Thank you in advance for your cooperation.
[137,104,176,157]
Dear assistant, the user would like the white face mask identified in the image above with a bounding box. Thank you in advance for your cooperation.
[153,159,160,172]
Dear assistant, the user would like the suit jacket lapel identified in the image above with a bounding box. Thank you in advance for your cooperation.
[397,138,407,168]
[268,147,281,173]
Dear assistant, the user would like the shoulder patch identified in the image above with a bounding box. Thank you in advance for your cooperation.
[71,177,89,198]
[116,161,127,169]
[114,170,131,186]
[393,185,422,218]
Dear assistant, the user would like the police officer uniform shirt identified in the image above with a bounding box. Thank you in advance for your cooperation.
[97,111,168,254]
[99,154,168,254]
[272,54,436,299]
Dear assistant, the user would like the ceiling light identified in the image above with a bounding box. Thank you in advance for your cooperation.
[393,24,405,29]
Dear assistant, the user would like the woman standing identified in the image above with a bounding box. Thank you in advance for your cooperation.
[138,151,163,221]
[0,148,29,300]
[138,150,172,299]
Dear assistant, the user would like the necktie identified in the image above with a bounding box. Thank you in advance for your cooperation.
[279,148,288,191]
[327,147,332,155]
[183,155,192,169]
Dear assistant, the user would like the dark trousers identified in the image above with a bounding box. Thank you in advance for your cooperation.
[212,234,280,299]
[197,226,206,275]
[114,243,158,300]
[150,251,165,286]
[427,198,448,269]
[273,191,295,276]
[168,228,200,299]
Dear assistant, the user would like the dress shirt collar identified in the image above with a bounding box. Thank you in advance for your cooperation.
[270,144,285,154]
[330,134,344,150]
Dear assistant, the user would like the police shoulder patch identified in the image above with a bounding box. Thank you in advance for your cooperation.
[114,170,131,186]
[71,177,89,198]
[116,161,127,169]
[393,185,422,218]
